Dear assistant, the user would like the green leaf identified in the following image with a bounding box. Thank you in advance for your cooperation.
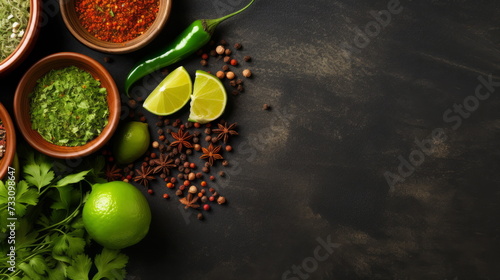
[52,231,86,263]
[66,254,91,280]
[11,181,39,217]
[29,255,49,275]
[47,262,67,280]
[56,170,90,188]
[50,186,73,211]
[24,163,55,192]
[15,218,39,252]
[92,248,128,280]
[18,262,43,280]
[0,180,39,220]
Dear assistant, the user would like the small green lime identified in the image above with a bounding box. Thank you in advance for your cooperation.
[112,121,150,165]
[82,181,152,249]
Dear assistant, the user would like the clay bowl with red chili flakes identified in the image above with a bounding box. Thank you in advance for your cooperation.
[60,0,171,54]
[0,103,16,180]
[13,52,121,159]
[0,0,43,76]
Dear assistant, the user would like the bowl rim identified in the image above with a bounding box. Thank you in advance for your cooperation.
[0,0,42,75]
[59,0,172,54]
[0,103,17,180]
[13,52,121,159]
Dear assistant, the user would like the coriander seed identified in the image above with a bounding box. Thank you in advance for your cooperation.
[216,45,225,55]
[226,71,235,80]
[217,196,226,204]
[242,69,252,78]
[188,185,198,194]
[216,71,225,79]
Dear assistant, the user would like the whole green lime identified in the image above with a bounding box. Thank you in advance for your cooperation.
[82,181,152,249]
[112,121,150,165]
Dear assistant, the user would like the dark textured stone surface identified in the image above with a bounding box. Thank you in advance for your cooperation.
[1,0,499,279]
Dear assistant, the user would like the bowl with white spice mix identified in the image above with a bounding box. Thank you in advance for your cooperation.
[0,0,42,75]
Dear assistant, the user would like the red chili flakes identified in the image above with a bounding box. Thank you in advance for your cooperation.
[75,0,160,43]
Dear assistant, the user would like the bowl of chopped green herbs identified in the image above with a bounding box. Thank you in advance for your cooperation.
[0,0,42,75]
[0,102,16,179]
[14,52,121,159]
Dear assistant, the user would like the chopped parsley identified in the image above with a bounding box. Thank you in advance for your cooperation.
[29,66,109,146]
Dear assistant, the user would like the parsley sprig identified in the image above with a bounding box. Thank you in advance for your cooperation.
[0,148,129,279]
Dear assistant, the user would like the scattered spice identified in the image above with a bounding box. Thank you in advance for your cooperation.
[213,122,238,143]
[242,69,252,78]
[217,196,226,204]
[133,166,155,187]
[75,0,160,43]
[170,127,193,152]
[215,45,225,55]
[200,143,223,166]
[104,164,122,181]
[179,193,200,209]
[152,154,176,175]
[226,71,235,80]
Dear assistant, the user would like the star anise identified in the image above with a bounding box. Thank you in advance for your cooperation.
[212,122,238,143]
[133,166,155,187]
[179,193,200,209]
[169,127,193,152]
[104,164,122,181]
[200,143,223,166]
[152,154,176,175]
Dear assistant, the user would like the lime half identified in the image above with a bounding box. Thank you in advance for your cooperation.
[143,66,192,116]
[188,70,227,124]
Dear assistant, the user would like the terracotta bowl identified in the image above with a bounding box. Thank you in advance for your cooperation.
[0,0,42,75]
[0,103,16,180]
[60,0,172,54]
[13,52,121,159]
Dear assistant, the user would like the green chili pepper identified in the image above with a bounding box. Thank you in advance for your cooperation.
[125,0,255,95]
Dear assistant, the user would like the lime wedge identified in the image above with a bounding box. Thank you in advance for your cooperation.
[188,70,227,124]
[143,66,192,116]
